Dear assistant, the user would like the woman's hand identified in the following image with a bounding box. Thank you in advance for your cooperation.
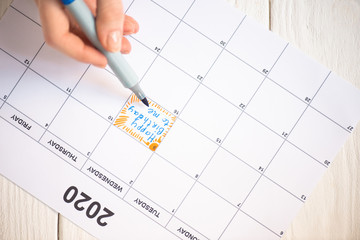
[35,0,139,68]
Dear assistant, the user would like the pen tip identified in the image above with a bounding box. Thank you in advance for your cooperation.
[141,98,149,107]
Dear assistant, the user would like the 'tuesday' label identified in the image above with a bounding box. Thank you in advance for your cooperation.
[124,188,171,226]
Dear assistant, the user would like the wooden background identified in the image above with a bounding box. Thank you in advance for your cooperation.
[1,0,359,239]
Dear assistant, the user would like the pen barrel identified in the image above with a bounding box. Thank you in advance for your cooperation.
[63,0,139,88]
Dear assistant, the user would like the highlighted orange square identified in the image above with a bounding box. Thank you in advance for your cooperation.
[114,94,176,151]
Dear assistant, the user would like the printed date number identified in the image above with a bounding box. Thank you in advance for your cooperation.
[63,186,114,227]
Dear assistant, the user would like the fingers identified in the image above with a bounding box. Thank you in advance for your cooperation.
[36,0,138,69]
[123,15,139,35]
[96,0,124,52]
[38,0,107,67]
[120,37,131,54]
[56,33,108,68]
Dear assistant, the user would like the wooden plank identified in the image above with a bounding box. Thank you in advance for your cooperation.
[230,0,270,26]
[0,176,58,240]
[270,1,360,240]
[58,217,98,240]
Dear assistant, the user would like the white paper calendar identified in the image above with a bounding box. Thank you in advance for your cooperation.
[1,0,360,239]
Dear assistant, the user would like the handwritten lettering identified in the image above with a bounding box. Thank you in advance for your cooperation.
[114,95,176,151]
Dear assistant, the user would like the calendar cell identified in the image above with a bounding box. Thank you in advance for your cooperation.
[141,57,198,115]
[311,72,360,130]
[30,43,89,93]
[6,69,68,127]
[241,177,303,236]
[288,107,350,164]
[11,0,41,25]
[175,183,237,239]
[156,119,218,178]
[160,22,222,79]
[71,65,129,121]
[199,148,260,206]
[0,7,43,65]
[265,142,327,199]
[152,0,194,19]
[113,95,176,151]
[203,50,264,108]
[91,125,153,185]
[126,0,179,53]
[222,114,284,171]
[226,16,287,73]
[269,45,330,102]
[184,0,245,46]
[180,84,241,142]
[221,211,279,240]
[246,79,307,136]
[0,50,26,100]
[117,37,157,80]
[48,97,109,156]
[132,154,194,213]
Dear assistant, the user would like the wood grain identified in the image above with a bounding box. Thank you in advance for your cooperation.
[0,176,58,240]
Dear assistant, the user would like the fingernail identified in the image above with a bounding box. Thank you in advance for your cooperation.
[133,22,139,33]
[130,23,136,33]
[107,30,121,52]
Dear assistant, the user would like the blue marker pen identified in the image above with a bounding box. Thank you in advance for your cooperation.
[61,0,149,106]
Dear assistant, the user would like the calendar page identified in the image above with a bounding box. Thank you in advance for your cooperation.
[1,0,360,239]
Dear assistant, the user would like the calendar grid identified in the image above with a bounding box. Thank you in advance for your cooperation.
[1,41,45,106]
[109,4,352,138]
[0,47,28,69]
[10,5,41,27]
[0,2,319,237]
[38,65,90,140]
[242,111,329,167]
[236,208,281,238]
[156,5,247,232]
[216,42,293,238]
[120,1,198,201]
[218,48,332,239]
[223,46,268,77]
[2,1,360,239]
[78,96,130,170]
[152,0,236,49]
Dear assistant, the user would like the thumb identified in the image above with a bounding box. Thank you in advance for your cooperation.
[96,0,124,52]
